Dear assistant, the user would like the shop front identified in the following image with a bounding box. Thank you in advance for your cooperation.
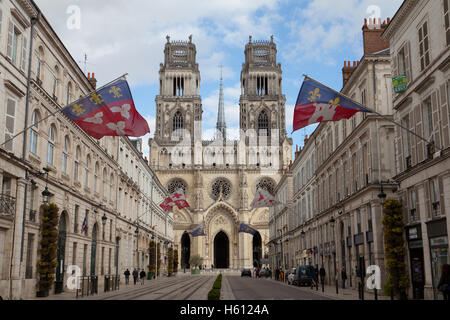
[406,224,425,300]
[426,218,449,300]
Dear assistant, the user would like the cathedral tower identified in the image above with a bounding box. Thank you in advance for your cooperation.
[239,36,287,141]
[154,35,202,143]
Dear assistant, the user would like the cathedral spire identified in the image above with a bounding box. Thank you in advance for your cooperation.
[216,66,227,140]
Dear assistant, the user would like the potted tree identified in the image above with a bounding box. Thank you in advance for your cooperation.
[173,249,179,275]
[168,247,174,277]
[189,255,203,275]
[148,240,156,280]
[37,203,60,297]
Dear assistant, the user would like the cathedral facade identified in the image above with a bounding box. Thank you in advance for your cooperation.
[149,35,292,270]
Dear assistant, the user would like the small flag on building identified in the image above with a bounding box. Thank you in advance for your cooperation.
[61,77,150,139]
[171,189,190,210]
[188,223,206,237]
[250,188,280,209]
[293,77,373,132]
[81,217,88,232]
[239,223,258,236]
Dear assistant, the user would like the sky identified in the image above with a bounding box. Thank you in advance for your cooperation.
[35,0,404,158]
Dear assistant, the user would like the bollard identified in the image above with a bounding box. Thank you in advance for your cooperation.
[374,288,378,301]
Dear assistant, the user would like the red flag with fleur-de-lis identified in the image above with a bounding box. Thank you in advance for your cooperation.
[171,189,190,210]
[61,77,149,139]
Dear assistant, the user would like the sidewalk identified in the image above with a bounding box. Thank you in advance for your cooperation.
[32,275,181,300]
[264,278,390,301]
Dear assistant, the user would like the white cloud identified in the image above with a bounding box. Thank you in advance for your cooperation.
[35,0,279,86]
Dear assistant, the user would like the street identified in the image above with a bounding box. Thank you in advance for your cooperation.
[225,276,331,300]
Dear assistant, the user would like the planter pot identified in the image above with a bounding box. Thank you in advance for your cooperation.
[191,269,201,275]
[147,272,152,280]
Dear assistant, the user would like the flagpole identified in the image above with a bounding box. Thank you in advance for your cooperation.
[300,74,442,152]
[1,73,129,148]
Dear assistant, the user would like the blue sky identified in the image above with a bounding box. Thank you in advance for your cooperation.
[35,0,403,157]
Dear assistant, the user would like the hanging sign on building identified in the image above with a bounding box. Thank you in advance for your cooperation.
[393,74,408,93]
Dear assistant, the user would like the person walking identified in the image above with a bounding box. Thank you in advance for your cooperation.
[275,267,280,281]
[140,270,146,285]
[132,268,139,285]
[341,266,347,289]
[319,266,326,285]
[438,264,450,301]
[312,265,319,289]
[211,264,214,272]
[124,269,130,285]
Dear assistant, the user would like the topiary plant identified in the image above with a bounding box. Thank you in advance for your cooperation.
[37,203,60,297]
[174,249,179,273]
[148,240,156,277]
[168,247,174,276]
[382,199,409,300]
[189,255,204,269]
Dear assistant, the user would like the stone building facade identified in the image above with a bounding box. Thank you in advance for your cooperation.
[0,0,172,300]
[149,36,292,270]
[272,18,396,291]
[383,0,450,300]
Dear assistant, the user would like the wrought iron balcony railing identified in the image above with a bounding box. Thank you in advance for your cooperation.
[0,194,16,217]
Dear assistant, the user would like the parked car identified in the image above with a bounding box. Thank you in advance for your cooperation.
[287,268,297,285]
[241,269,252,277]
[295,265,316,287]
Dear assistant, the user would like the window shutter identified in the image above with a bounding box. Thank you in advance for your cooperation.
[7,20,13,59]
[21,34,27,71]
[409,110,417,166]
[431,91,441,149]
[414,105,424,163]
[439,84,450,148]
[395,125,403,173]
[405,41,412,83]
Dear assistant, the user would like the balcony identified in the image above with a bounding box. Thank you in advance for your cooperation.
[0,194,16,217]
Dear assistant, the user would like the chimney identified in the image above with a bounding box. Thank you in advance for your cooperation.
[295,145,301,160]
[362,17,390,55]
[342,60,358,87]
[88,72,97,89]
[304,134,309,146]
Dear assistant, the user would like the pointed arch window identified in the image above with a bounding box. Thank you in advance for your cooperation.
[173,111,184,137]
[258,111,270,136]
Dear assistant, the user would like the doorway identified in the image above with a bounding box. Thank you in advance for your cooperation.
[409,247,425,299]
[181,232,191,269]
[214,231,229,269]
[91,224,98,275]
[253,232,262,268]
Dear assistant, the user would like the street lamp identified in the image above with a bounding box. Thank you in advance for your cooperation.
[101,213,107,226]
[42,187,52,204]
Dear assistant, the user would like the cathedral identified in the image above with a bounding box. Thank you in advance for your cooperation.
[149,35,292,270]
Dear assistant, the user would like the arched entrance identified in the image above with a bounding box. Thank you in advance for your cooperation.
[55,212,67,294]
[181,232,190,269]
[90,224,98,275]
[253,232,262,268]
[214,231,229,269]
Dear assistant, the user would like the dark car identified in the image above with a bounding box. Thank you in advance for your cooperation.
[241,269,252,277]
[295,266,316,287]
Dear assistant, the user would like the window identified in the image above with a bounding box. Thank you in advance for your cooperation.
[29,111,39,154]
[367,205,373,232]
[85,156,91,188]
[102,169,107,198]
[94,163,99,193]
[430,177,441,217]
[422,99,433,140]
[62,136,69,174]
[418,21,430,70]
[36,47,43,81]
[74,205,79,233]
[173,111,184,137]
[72,242,77,266]
[110,174,114,201]
[21,32,27,71]
[356,210,362,234]
[74,147,80,182]
[409,188,418,222]
[444,0,450,46]
[4,98,17,152]
[25,234,34,279]
[402,115,412,161]
[66,82,73,105]
[52,66,59,98]
[47,125,55,165]
[8,22,20,65]
[258,111,270,136]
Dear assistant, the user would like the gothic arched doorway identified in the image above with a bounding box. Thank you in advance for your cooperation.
[253,232,262,268]
[214,231,229,269]
[90,224,98,275]
[181,232,191,269]
[55,212,67,294]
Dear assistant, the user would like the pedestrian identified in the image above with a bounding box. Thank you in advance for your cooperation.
[312,265,319,289]
[319,266,326,285]
[275,267,280,281]
[124,269,130,285]
[132,268,139,285]
[256,268,260,279]
[438,264,450,301]
[211,264,214,272]
[140,269,146,285]
[341,266,347,289]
